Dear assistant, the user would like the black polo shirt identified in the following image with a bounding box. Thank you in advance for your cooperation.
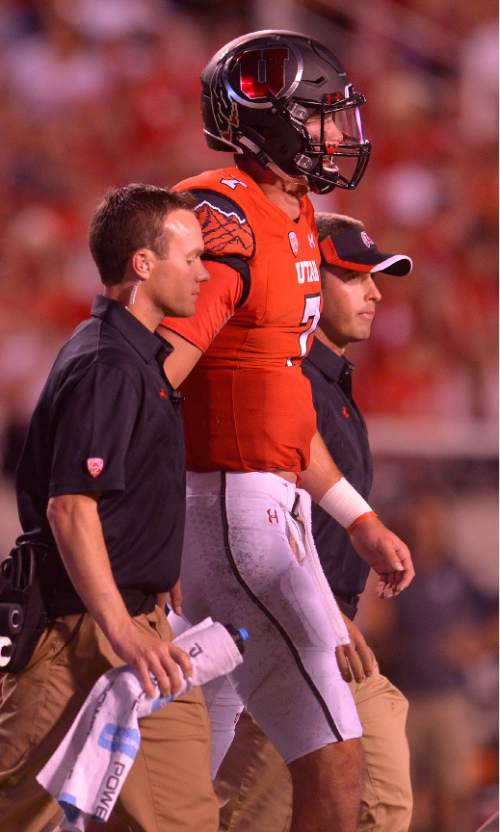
[302,338,373,620]
[16,295,185,610]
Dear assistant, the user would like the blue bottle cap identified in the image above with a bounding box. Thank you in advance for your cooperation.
[238,627,249,641]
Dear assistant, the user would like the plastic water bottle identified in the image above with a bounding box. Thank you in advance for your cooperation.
[224,624,249,655]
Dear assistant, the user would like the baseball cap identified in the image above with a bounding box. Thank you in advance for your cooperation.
[319,228,413,276]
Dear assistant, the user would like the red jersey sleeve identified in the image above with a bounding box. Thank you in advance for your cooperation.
[161,261,242,353]
[162,187,256,352]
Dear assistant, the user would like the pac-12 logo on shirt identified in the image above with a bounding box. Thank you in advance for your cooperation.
[86,457,104,478]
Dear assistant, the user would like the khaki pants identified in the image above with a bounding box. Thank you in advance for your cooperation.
[217,657,412,832]
[0,606,218,832]
[406,692,475,794]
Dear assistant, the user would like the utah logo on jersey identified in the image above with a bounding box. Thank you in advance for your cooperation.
[295,260,320,284]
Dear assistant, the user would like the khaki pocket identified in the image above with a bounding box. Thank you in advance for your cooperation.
[0,615,90,774]
[0,624,63,773]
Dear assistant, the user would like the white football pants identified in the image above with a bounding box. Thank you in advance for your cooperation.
[171,471,362,770]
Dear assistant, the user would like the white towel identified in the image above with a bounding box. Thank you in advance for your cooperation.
[37,617,244,831]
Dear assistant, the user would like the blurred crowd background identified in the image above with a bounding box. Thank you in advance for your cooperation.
[0,1,497,830]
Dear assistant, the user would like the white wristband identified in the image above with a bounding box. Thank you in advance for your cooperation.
[318,477,373,530]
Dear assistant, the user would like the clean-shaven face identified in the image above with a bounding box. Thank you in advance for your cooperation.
[320,265,382,348]
[149,209,207,317]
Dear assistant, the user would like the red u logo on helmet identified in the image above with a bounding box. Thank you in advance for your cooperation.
[238,48,289,99]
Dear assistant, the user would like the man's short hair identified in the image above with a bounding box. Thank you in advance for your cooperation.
[315,212,364,242]
[89,184,195,286]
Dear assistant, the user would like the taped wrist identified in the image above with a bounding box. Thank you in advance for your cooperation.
[347,511,377,535]
[318,478,374,530]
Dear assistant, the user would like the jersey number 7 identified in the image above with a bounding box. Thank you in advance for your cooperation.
[298,293,321,359]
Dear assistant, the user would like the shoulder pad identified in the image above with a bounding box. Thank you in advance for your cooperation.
[190,189,255,260]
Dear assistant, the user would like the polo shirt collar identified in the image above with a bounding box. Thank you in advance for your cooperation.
[307,338,354,395]
[91,295,172,364]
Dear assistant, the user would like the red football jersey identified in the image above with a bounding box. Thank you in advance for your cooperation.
[164,166,322,473]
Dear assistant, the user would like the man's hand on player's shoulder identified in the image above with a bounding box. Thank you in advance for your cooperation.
[350,515,415,597]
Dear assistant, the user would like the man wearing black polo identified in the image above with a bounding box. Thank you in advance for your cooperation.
[304,213,414,831]
[0,184,219,831]
[216,214,414,832]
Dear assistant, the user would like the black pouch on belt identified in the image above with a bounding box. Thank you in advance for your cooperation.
[0,542,49,673]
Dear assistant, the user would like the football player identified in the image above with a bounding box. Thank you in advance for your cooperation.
[215,213,414,832]
[159,31,414,831]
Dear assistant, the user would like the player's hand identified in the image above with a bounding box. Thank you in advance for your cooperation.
[336,613,374,683]
[110,620,192,698]
[350,515,415,597]
[167,579,183,615]
[156,580,183,615]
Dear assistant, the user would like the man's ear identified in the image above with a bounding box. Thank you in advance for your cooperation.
[131,249,153,281]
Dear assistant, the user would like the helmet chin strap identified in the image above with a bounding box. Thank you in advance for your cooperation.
[267,161,309,193]
[239,135,269,162]
[239,136,310,192]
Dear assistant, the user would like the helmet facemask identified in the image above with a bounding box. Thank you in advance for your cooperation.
[284,86,371,193]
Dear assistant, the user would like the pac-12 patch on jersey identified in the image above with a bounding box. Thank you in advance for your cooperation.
[288,231,299,256]
[86,457,104,478]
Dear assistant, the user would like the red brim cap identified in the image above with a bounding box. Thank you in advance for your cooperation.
[320,229,413,276]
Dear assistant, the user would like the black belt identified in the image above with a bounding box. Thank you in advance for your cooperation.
[43,588,156,619]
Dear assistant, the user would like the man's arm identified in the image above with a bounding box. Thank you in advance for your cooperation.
[159,260,243,388]
[47,493,191,697]
[158,329,203,390]
[299,430,342,500]
[301,431,415,595]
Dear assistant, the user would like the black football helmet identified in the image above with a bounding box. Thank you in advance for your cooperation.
[201,30,371,194]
